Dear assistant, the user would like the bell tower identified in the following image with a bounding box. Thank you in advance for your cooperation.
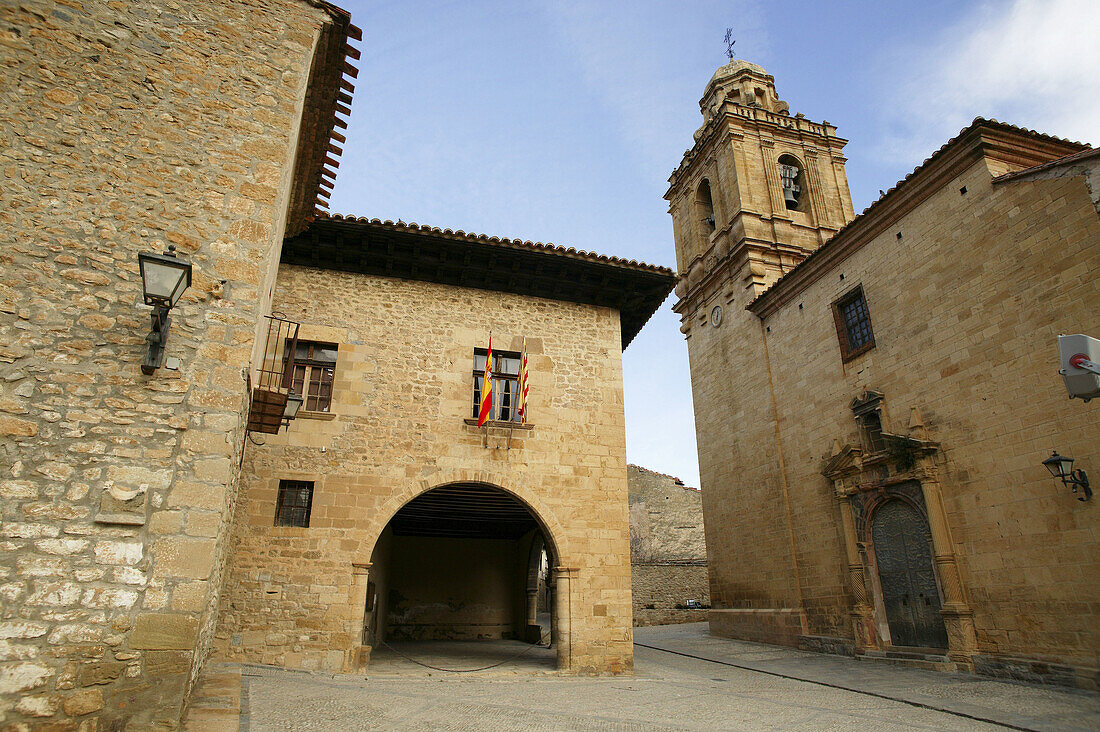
[667,60,854,324]
[667,60,856,636]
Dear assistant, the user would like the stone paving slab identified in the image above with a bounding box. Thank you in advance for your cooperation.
[182,625,1100,731]
[634,623,1100,732]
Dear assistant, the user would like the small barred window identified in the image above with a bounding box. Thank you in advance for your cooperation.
[832,286,875,361]
[275,480,314,527]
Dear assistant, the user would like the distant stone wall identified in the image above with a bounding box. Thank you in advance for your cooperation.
[0,2,331,727]
[628,465,706,563]
[628,466,709,626]
[631,563,710,627]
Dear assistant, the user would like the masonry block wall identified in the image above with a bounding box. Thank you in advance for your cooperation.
[627,465,710,626]
[683,266,819,620]
[755,156,1099,670]
[0,2,331,726]
[215,264,635,675]
[630,565,710,627]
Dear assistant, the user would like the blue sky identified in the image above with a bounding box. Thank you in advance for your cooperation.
[327,0,1099,488]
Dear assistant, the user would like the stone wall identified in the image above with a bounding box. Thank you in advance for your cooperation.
[0,2,332,726]
[692,147,1099,674]
[631,564,710,627]
[758,157,1099,669]
[384,535,519,641]
[215,263,635,675]
[627,465,706,562]
[627,465,709,626]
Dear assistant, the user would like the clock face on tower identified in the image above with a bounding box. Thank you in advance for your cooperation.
[710,305,723,327]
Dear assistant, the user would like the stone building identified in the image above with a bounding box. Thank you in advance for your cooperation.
[213,215,673,676]
[0,1,673,728]
[668,59,1099,686]
[628,465,709,626]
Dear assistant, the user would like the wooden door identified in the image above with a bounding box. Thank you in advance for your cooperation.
[872,500,949,649]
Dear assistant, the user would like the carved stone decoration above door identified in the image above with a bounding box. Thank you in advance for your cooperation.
[822,396,979,668]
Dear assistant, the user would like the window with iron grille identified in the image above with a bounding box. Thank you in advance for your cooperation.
[472,348,523,422]
[286,341,337,412]
[275,480,314,527]
[832,286,875,361]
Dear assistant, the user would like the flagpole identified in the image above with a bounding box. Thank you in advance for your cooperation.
[507,336,516,450]
[509,335,527,450]
[480,331,492,448]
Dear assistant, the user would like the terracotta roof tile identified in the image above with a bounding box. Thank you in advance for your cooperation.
[286,1,360,236]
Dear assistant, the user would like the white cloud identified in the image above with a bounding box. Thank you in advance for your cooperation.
[877,0,1100,165]
[539,0,770,178]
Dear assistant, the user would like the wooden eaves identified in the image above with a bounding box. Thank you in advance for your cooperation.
[282,215,677,349]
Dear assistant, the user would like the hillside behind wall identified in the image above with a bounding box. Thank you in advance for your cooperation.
[628,465,710,626]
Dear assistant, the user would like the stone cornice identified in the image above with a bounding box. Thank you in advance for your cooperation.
[672,234,813,317]
[667,106,846,197]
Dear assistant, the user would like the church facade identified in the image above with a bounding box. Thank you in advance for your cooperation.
[0,2,672,728]
[669,60,1099,686]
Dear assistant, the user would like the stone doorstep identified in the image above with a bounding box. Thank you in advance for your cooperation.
[857,649,957,673]
[181,664,243,731]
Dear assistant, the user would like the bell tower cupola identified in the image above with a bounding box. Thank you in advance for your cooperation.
[667,60,855,325]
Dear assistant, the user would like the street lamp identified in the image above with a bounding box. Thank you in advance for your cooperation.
[137,244,192,375]
[1041,451,1092,502]
[283,393,303,424]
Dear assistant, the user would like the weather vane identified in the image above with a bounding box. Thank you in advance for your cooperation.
[724,27,735,61]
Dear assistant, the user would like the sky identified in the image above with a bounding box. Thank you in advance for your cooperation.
[327,0,1100,489]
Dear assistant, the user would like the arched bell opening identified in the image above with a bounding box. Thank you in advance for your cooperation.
[363,482,560,671]
[694,178,717,238]
[777,153,807,212]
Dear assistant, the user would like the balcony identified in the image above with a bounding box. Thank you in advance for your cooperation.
[246,315,302,434]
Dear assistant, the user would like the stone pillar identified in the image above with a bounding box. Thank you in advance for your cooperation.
[525,588,540,643]
[918,473,978,667]
[553,567,578,672]
[526,589,539,625]
[803,149,829,229]
[349,562,372,671]
[760,140,789,220]
[835,481,877,651]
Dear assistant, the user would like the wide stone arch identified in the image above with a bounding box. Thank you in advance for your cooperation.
[356,467,571,566]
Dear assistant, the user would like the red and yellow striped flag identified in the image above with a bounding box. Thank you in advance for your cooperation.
[477,335,493,426]
[517,338,530,423]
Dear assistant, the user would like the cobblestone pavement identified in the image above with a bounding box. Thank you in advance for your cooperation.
[184,624,1100,731]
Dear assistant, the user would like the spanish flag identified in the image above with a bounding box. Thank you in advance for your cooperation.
[477,335,493,426]
[517,338,530,423]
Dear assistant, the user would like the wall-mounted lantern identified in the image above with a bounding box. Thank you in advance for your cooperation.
[1042,451,1092,501]
[283,393,303,425]
[138,244,192,375]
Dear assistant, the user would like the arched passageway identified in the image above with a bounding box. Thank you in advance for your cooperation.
[364,483,557,671]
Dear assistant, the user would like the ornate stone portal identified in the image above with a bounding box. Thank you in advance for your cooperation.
[823,395,978,668]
